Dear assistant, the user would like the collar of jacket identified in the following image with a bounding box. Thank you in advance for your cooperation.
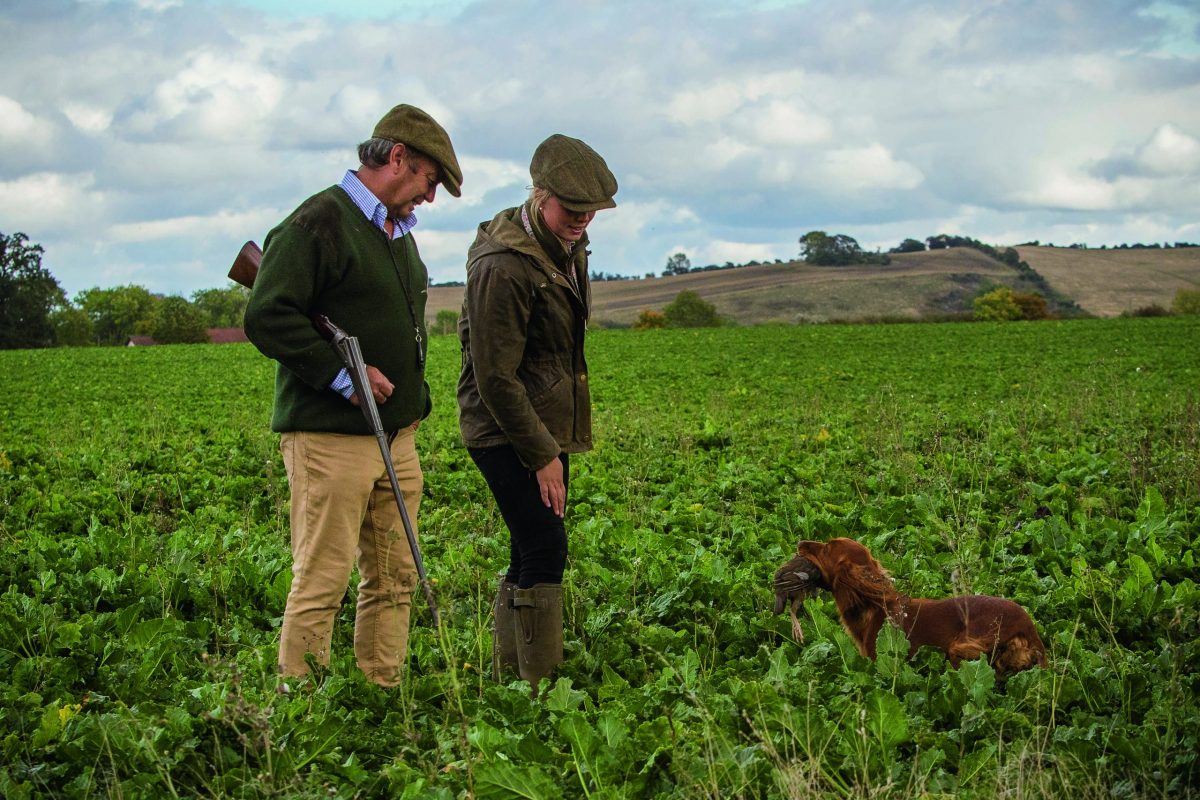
[476,206,589,295]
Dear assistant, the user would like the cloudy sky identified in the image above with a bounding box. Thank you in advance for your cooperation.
[2,0,1198,298]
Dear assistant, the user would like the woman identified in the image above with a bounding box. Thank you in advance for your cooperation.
[457,134,617,694]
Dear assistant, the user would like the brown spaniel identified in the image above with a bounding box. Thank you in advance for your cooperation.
[774,537,1047,675]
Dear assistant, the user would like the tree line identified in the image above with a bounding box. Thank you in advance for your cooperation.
[1,231,248,349]
[6,228,1199,349]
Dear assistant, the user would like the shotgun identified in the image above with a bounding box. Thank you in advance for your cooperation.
[229,241,441,627]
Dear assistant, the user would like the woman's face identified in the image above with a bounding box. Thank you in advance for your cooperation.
[540,194,596,242]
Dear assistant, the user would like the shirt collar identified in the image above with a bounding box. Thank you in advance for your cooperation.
[338,169,418,239]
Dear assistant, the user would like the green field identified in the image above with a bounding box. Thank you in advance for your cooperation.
[1,318,1198,799]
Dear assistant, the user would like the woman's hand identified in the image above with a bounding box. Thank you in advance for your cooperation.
[536,456,566,518]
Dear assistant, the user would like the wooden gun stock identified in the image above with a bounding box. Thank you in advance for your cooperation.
[229,240,336,340]
[228,241,262,289]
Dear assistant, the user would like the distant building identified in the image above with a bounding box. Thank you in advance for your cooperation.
[207,327,250,344]
[124,328,249,346]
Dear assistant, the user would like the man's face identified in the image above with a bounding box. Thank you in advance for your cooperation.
[389,147,439,217]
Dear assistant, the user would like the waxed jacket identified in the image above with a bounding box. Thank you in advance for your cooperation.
[457,204,592,470]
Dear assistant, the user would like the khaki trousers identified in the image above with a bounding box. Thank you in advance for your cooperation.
[278,427,422,687]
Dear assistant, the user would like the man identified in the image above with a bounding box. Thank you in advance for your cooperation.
[244,104,462,687]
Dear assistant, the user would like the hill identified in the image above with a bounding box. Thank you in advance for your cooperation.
[1017,246,1200,317]
[426,245,1200,326]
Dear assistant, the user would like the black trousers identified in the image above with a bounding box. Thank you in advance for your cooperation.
[469,444,569,588]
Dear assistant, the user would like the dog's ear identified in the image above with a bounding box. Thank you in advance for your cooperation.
[836,561,893,601]
[825,540,893,600]
[793,541,832,588]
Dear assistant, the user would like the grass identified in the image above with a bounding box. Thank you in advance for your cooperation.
[0,316,1197,798]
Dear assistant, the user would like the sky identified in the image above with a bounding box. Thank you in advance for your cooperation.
[1,0,1198,298]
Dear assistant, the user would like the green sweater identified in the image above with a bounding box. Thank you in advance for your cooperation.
[244,187,430,434]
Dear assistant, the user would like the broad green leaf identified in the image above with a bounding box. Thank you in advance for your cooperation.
[467,721,508,759]
[864,688,909,750]
[475,760,558,800]
[543,677,585,712]
[874,623,908,681]
[957,657,995,707]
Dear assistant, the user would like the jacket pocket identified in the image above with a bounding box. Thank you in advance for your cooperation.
[528,372,571,422]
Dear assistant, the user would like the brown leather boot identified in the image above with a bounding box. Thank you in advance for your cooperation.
[512,583,563,697]
[492,579,519,680]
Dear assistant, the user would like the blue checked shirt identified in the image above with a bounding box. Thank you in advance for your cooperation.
[328,170,420,398]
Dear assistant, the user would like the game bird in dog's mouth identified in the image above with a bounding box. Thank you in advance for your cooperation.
[773,537,1047,675]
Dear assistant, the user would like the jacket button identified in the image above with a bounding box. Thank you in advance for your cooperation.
[578,373,587,382]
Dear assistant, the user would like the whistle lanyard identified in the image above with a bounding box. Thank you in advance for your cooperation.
[388,237,425,369]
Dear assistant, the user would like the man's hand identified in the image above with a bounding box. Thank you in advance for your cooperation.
[349,365,394,407]
[536,456,566,518]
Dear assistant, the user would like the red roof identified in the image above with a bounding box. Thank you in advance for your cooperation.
[125,328,248,346]
[207,327,250,344]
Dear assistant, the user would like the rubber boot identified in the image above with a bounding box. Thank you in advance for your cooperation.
[512,583,563,697]
[492,579,519,680]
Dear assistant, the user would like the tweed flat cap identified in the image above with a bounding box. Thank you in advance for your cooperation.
[530,134,617,213]
[372,104,463,197]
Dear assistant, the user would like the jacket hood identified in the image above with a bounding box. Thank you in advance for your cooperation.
[467,205,588,277]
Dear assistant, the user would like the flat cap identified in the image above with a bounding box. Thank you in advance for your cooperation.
[530,134,617,213]
[372,104,463,197]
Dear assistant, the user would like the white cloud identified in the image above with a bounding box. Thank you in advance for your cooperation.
[1014,169,1126,211]
[62,103,113,134]
[121,49,286,142]
[0,96,50,140]
[0,172,105,229]
[819,144,924,191]
[2,0,1199,295]
[454,155,528,207]
[730,99,833,147]
[413,228,479,282]
[1135,123,1200,175]
[702,239,779,265]
[591,200,701,242]
[108,207,285,243]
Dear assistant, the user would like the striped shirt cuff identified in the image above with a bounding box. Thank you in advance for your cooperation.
[330,368,354,399]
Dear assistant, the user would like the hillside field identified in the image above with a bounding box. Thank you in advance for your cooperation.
[1017,246,1200,317]
[427,245,1200,327]
[1,318,1198,798]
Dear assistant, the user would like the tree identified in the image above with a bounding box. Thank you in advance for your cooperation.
[77,285,160,345]
[891,238,926,253]
[663,252,691,276]
[50,306,94,347]
[1012,291,1049,320]
[973,287,1022,321]
[192,286,249,328]
[152,296,209,344]
[632,309,666,330]
[1172,289,1200,315]
[664,290,720,327]
[798,231,865,266]
[1,231,65,349]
